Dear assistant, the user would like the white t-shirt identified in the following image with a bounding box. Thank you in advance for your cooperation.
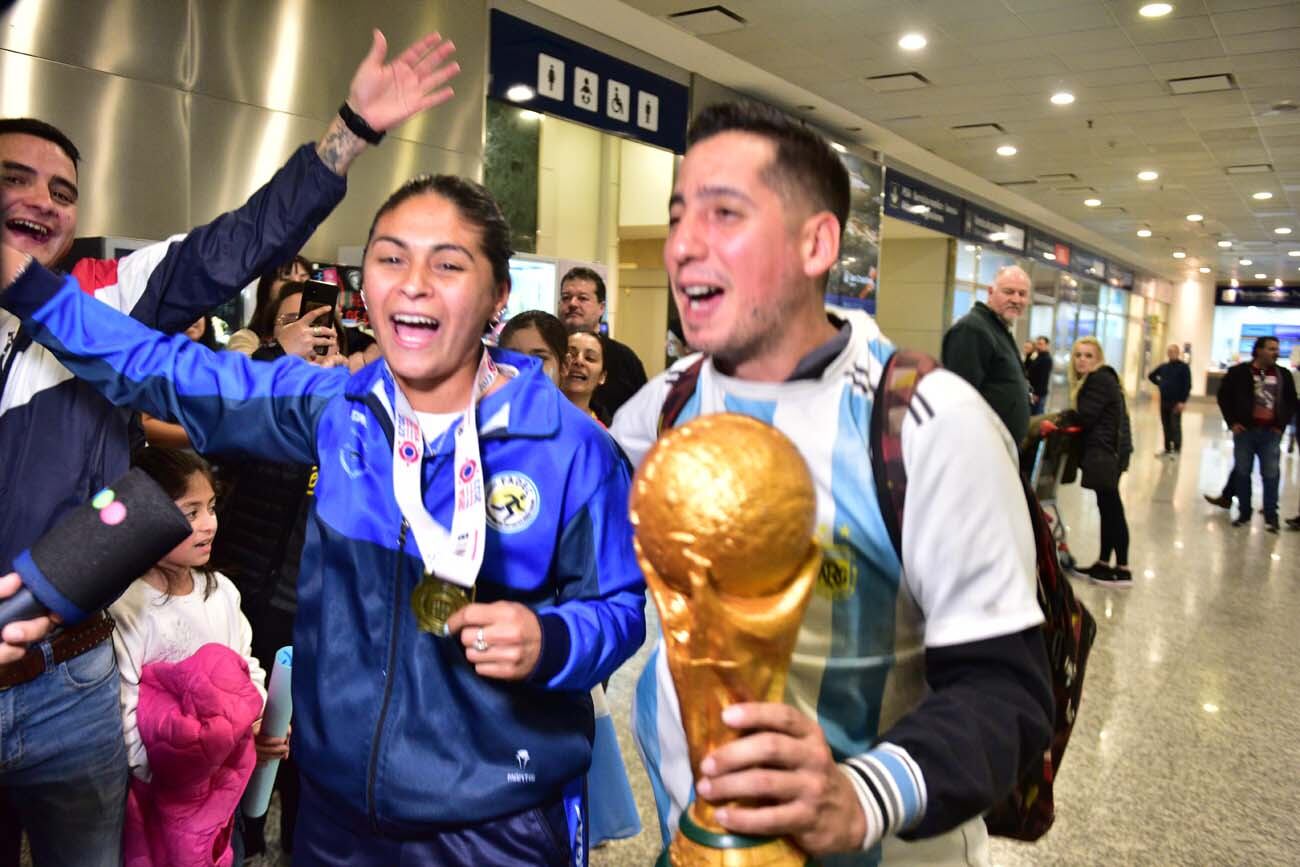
[612,308,1043,865]
[110,571,267,780]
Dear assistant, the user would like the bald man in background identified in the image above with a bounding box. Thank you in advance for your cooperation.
[942,265,1033,443]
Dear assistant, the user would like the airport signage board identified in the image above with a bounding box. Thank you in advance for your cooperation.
[883,170,964,236]
[961,203,1025,253]
[489,10,689,153]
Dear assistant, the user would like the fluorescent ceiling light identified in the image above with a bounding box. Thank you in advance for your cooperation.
[1084,198,1102,207]
[1276,227,1293,235]
[1186,213,1204,222]
[1198,266,1211,273]
[1137,170,1159,181]
[1140,3,1174,18]
[1137,228,1152,238]
[899,33,927,50]
[505,84,535,102]
[1255,273,1267,279]
[1289,251,1300,257]
[996,144,1018,156]
[1050,91,1075,105]
[1218,240,1233,248]
[1252,192,1273,200]
[1172,251,1186,259]
[1240,258,1253,265]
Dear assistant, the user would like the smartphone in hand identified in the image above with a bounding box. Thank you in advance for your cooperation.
[299,280,338,357]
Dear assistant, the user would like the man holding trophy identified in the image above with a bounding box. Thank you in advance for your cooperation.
[612,103,1054,865]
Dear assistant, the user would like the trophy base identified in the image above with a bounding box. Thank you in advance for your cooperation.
[656,811,810,866]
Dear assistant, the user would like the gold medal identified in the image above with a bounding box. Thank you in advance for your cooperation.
[411,575,473,636]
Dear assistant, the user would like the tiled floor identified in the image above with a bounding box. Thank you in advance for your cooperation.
[58,400,1295,867]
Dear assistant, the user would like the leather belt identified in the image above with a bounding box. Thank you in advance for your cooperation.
[0,611,116,690]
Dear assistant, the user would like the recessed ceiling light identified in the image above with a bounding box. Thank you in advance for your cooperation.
[1218,240,1233,248]
[899,33,927,50]
[1084,198,1102,207]
[1252,191,1274,200]
[1051,91,1075,105]
[1199,266,1211,273]
[1137,170,1159,181]
[1231,278,1240,287]
[1289,250,1300,257]
[505,84,536,102]
[1276,278,1285,288]
[1137,228,1153,237]
[1139,3,1174,18]
[1186,213,1204,222]
[1276,227,1293,235]
[996,144,1018,156]
[1172,251,1187,259]
[1240,258,1253,265]
[830,142,847,153]
[1255,273,1267,279]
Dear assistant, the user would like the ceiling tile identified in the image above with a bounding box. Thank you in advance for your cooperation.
[1223,28,1300,53]
[1017,5,1119,33]
[1214,4,1300,34]
[1138,37,1227,64]
[1060,46,1149,70]
[1125,15,1220,44]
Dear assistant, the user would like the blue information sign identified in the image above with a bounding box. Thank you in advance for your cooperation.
[489,11,689,153]
[883,170,964,236]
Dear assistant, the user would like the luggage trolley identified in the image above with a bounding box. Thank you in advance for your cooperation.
[1025,419,1083,574]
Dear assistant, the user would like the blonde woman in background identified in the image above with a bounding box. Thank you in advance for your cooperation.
[1067,336,1134,587]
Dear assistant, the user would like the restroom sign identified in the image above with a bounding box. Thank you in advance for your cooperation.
[537,53,564,100]
[491,10,690,153]
[637,92,659,132]
[573,67,598,112]
[606,80,630,122]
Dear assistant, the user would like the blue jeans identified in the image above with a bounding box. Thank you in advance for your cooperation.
[0,641,127,867]
[1232,428,1282,521]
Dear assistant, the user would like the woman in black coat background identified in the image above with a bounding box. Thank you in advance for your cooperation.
[1067,336,1134,587]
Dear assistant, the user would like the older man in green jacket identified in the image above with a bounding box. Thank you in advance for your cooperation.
[942,265,1033,443]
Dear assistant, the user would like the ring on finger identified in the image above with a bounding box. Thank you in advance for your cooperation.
[473,627,489,653]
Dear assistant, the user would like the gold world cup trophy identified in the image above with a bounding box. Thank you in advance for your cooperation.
[630,413,822,867]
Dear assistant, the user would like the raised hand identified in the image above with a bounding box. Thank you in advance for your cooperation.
[347,30,460,134]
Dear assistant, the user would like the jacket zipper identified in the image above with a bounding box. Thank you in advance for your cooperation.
[366,518,409,832]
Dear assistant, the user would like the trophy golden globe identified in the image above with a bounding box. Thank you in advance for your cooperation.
[630,413,820,867]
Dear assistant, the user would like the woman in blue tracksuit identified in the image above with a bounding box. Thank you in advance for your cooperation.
[0,175,646,866]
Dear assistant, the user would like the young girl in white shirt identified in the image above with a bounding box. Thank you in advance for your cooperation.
[111,448,288,781]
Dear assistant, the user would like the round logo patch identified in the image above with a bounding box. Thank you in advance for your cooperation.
[398,441,421,464]
[485,472,541,533]
[459,459,478,483]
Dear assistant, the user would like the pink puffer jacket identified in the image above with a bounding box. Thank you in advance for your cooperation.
[124,643,264,867]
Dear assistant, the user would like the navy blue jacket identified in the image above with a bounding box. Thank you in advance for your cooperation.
[0,144,345,572]
[4,263,647,832]
[1147,360,1191,404]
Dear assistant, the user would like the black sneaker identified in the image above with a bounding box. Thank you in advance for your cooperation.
[1075,561,1112,580]
[1091,567,1133,588]
[1204,494,1232,509]
[1266,518,1280,533]
[1286,516,1300,530]
[1232,515,1251,527]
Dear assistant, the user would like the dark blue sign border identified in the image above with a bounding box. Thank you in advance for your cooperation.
[489,10,689,153]
[1216,283,1300,308]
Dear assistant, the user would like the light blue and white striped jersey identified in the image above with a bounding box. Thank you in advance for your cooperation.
[611,309,1042,866]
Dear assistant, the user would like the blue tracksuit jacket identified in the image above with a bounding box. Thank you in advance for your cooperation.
[4,262,647,833]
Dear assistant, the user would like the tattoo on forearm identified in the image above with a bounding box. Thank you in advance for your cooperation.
[316,117,366,176]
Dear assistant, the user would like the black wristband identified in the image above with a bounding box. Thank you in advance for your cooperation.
[338,102,384,146]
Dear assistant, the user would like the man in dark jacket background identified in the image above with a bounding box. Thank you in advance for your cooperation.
[1148,342,1193,456]
[1216,336,1297,531]
[943,265,1032,443]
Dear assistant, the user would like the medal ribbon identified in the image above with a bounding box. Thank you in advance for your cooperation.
[385,349,497,589]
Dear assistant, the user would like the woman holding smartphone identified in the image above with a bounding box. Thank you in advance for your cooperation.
[1,173,646,865]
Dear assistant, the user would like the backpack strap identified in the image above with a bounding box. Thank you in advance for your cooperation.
[657,356,707,434]
[869,348,940,559]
